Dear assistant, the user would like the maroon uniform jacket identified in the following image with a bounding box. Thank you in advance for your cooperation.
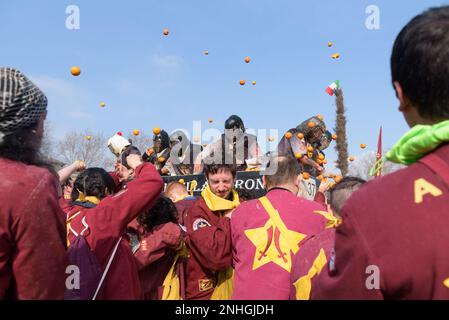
[0,158,68,299]
[67,163,163,300]
[133,222,181,300]
[231,188,326,299]
[290,228,335,299]
[313,144,449,299]
[184,197,232,300]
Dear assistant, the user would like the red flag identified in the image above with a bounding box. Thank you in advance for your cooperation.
[376,126,382,178]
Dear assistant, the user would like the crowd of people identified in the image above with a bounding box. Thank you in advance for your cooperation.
[1,5,449,300]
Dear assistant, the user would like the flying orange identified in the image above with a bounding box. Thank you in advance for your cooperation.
[153,127,161,135]
[71,66,81,76]
[294,152,303,159]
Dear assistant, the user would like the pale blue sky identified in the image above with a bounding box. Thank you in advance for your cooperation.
[1,0,447,169]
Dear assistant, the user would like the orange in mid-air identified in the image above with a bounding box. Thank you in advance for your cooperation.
[208,118,213,123]
[297,133,304,139]
[317,114,324,121]
[163,28,169,36]
[71,66,81,76]
[334,175,343,183]
[331,53,340,59]
[302,172,310,180]
[318,154,325,161]
[284,132,293,139]
[244,56,251,63]
[349,156,355,162]
[308,121,316,128]
[85,135,92,141]
[100,102,106,107]
[204,50,209,55]
[360,143,367,149]
[307,145,314,152]
[153,127,161,135]
[328,42,333,47]
[239,80,246,86]
[158,156,166,163]
[332,134,338,140]
[133,129,140,136]
[252,81,257,85]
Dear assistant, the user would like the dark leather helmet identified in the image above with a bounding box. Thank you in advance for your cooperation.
[224,115,245,132]
[153,129,170,150]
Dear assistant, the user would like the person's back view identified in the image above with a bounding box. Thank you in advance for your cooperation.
[231,155,327,300]
[313,6,449,300]
[0,67,68,299]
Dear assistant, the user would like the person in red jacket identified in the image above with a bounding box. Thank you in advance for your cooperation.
[184,164,240,300]
[231,155,327,300]
[66,153,163,300]
[0,67,68,299]
[290,177,365,300]
[132,196,182,300]
[313,6,449,300]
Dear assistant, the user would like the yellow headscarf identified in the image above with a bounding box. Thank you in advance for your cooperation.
[201,186,240,212]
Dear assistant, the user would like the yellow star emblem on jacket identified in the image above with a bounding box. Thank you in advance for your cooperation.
[244,196,306,273]
[245,221,306,272]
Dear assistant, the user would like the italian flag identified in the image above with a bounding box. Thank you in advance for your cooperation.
[325,80,339,96]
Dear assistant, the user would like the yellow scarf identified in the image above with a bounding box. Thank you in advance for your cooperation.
[201,186,240,212]
[76,190,101,205]
[313,210,342,228]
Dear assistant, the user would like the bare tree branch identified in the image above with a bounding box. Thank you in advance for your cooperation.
[348,151,405,180]
[54,129,114,169]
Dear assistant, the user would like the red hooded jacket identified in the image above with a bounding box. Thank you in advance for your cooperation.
[66,163,163,300]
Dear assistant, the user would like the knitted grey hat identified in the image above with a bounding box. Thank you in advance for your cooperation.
[0,67,48,144]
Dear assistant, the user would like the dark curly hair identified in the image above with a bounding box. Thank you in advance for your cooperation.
[71,168,116,201]
[137,196,178,231]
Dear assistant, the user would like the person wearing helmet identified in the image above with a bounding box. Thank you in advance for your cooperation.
[161,130,203,176]
[278,116,328,176]
[142,130,171,175]
[194,115,262,173]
